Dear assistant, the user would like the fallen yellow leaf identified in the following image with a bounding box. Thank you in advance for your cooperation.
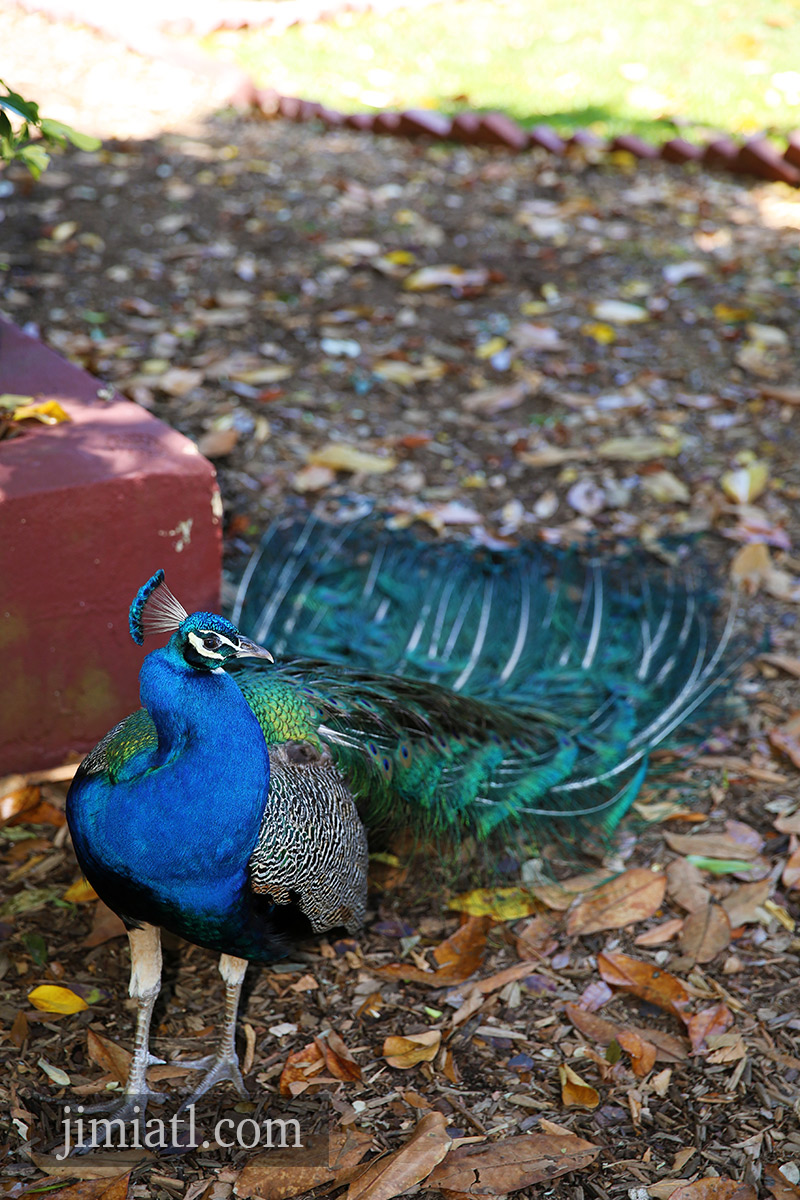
[28,985,89,1014]
[13,400,72,425]
[309,443,397,475]
[581,321,616,345]
[721,462,769,504]
[64,878,99,904]
[448,886,540,920]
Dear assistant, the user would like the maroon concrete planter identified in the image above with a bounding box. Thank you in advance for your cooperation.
[0,318,222,775]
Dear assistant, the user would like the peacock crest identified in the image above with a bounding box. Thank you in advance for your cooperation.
[129,570,189,645]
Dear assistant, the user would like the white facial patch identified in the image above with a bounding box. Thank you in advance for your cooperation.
[187,630,226,661]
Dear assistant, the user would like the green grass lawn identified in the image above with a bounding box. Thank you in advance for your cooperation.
[206,0,800,142]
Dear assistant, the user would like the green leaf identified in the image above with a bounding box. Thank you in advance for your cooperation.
[0,110,12,141]
[39,117,101,152]
[686,855,758,875]
[23,931,48,967]
[17,143,50,179]
[0,88,39,122]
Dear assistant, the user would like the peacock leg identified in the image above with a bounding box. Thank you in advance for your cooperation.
[72,924,166,1151]
[121,923,168,1106]
[176,953,249,1109]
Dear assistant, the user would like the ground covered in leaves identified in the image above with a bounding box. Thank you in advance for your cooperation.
[3,18,800,1200]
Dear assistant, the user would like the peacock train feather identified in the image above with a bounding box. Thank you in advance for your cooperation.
[231,507,742,846]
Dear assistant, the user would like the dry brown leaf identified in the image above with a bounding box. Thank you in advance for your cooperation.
[197,427,239,459]
[649,1183,694,1200]
[634,917,685,946]
[730,544,800,603]
[679,904,731,963]
[640,469,690,503]
[0,782,40,822]
[403,265,489,291]
[616,1029,657,1077]
[519,444,591,468]
[236,1128,373,1200]
[597,951,692,1019]
[666,858,711,913]
[730,542,771,590]
[383,1030,442,1069]
[670,1179,756,1200]
[566,868,665,935]
[531,868,611,911]
[29,1161,137,1186]
[705,1032,746,1064]
[765,1165,800,1200]
[427,1132,599,1195]
[760,653,800,678]
[664,831,759,860]
[278,1036,358,1097]
[0,780,66,827]
[87,1030,131,1083]
[346,1111,451,1200]
[10,1010,29,1048]
[474,960,541,995]
[686,1002,734,1054]
[558,1063,600,1109]
[292,463,336,493]
[564,1004,688,1062]
[278,1042,323,1096]
[378,916,490,986]
[461,381,530,415]
[515,913,559,959]
[769,713,800,770]
[774,810,800,835]
[322,1029,362,1083]
[156,367,203,396]
[83,900,126,948]
[721,879,772,924]
[234,1134,336,1200]
[783,846,800,890]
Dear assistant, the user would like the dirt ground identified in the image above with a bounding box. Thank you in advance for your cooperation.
[2,7,800,1199]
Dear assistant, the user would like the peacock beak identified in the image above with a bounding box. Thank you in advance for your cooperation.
[234,637,275,663]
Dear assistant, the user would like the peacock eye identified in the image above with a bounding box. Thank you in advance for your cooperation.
[203,634,222,651]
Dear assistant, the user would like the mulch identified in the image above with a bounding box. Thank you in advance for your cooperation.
[2,6,800,1198]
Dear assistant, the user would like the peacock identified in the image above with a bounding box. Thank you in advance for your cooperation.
[65,507,740,1129]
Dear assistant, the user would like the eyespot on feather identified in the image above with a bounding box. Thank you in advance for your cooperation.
[366,741,393,780]
[397,741,413,767]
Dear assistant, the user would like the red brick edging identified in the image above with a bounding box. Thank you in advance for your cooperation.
[241,87,800,188]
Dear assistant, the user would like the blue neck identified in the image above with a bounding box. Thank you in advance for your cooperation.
[138,643,224,766]
[70,644,272,948]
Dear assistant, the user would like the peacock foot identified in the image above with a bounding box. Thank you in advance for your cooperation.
[66,1087,167,1155]
[174,1050,248,1110]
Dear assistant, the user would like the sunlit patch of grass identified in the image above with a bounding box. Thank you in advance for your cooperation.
[205,0,800,142]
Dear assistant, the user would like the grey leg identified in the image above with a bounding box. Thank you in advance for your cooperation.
[177,953,249,1109]
[72,924,165,1152]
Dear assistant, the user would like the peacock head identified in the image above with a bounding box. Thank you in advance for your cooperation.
[129,571,274,672]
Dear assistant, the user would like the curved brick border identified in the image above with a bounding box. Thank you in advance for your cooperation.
[14,0,800,188]
[246,90,800,188]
